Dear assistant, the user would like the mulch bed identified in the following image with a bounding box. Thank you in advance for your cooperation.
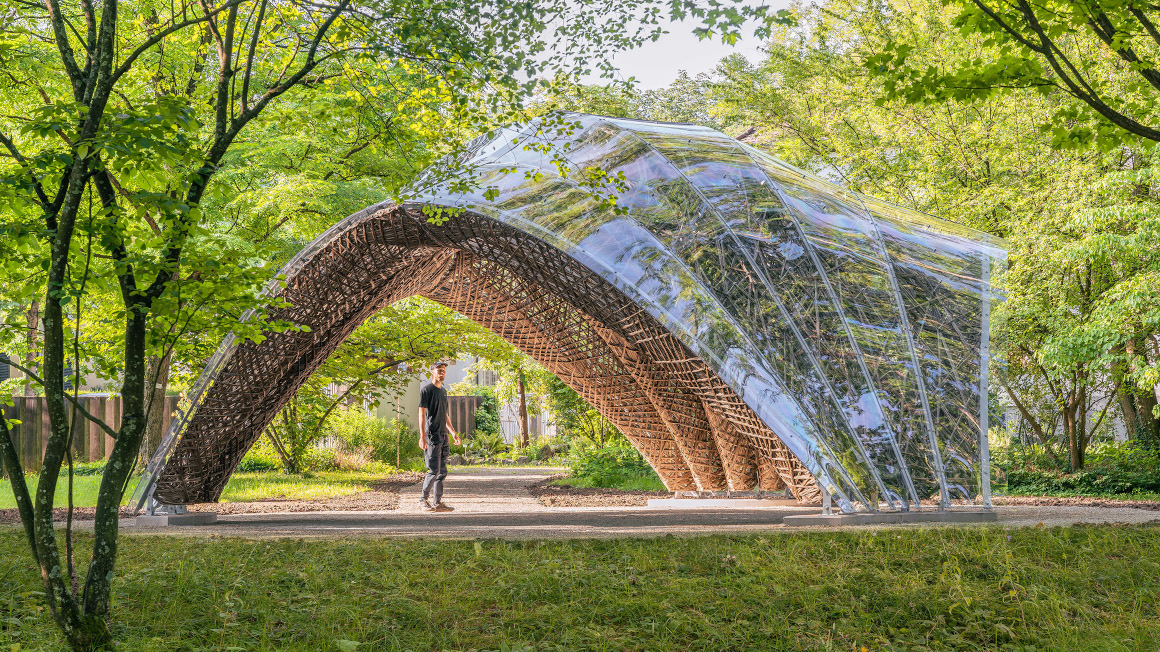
[0,472,425,523]
[526,474,671,507]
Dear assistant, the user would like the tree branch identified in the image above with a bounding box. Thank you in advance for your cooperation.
[229,0,351,137]
[43,0,86,96]
[0,130,50,207]
[1130,6,1160,49]
[141,0,353,304]
[91,163,142,311]
[999,372,1064,469]
[240,0,269,113]
[1020,0,1160,140]
[0,411,39,563]
[110,0,248,88]
[1088,10,1160,92]
[968,0,1045,53]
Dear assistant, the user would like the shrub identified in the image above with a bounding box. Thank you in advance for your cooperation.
[1087,440,1160,472]
[568,444,662,489]
[237,445,282,473]
[1006,467,1160,495]
[473,390,502,438]
[300,445,338,472]
[328,410,422,466]
[466,430,508,458]
[1001,440,1160,496]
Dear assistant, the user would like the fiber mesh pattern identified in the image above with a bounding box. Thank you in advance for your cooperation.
[135,114,1005,513]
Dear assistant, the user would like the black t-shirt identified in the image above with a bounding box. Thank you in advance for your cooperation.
[419,383,449,438]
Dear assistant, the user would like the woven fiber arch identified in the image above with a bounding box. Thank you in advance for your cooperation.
[134,113,1006,514]
[145,205,814,504]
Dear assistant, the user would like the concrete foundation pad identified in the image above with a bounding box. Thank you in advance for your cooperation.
[782,510,998,527]
[647,498,807,509]
[132,513,218,527]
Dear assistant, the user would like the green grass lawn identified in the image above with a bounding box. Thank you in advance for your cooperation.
[0,525,1156,651]
[0,473,108,509]
[218,471,391,502]
[0,470,388,509]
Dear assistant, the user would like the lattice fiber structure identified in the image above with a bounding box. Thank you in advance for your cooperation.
[134,114,1006,514]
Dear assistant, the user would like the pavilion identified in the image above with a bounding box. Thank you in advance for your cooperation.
[132,113,1006,515]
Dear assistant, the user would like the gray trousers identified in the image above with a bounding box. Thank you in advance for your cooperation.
[421,436,450,504]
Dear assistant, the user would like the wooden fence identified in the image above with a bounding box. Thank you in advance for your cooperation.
[0,395,180,475]
[3,394,477,475]
[448,395,483,436]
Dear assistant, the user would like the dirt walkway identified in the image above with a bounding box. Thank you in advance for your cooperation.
[106,468,1160,540]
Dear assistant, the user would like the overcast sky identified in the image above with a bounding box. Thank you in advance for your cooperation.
[606,18,770,89]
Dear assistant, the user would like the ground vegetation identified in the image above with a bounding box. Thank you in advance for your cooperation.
[1,526,1157,650]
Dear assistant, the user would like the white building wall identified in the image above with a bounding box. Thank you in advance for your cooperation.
[374,357,478,432]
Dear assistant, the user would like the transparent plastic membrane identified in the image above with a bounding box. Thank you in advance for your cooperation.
[610,126,884,505]
[860,196,1007,501]
[400,113,1008,510]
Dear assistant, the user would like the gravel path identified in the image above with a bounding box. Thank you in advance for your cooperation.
[5,468,1158,538]
[111,468,1160,539]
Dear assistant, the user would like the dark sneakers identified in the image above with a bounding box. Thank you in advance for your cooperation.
[432,502,455,512]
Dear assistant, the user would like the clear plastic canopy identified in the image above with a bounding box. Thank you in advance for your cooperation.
[405,113,1007,511]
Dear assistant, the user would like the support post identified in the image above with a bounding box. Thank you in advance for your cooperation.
[979,256,992,509]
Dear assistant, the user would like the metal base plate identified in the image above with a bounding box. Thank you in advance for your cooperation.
[132,512,218,527]
[782,510,998,527]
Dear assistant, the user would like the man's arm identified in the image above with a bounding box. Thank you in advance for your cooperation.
[446,415,460,445]
[418,407,428,451]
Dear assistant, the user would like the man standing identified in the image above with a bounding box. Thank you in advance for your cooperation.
[418,361,460,512]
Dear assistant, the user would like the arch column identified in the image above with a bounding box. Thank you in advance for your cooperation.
[584,319,730,491]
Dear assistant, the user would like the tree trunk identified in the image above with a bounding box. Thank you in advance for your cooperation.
[1125,338,1160,446]
[1071,378,1081,468]
[267,408,298,474]
[1119,386,1142,441]
[139,351,172,465]
[79,306,150,645]
[1000,372,1064,469]
[24,300,38,397]
[518,370,529,448]
[1064,392,1081,472]
[1141,392,1160,446]
[35,124,101,648]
